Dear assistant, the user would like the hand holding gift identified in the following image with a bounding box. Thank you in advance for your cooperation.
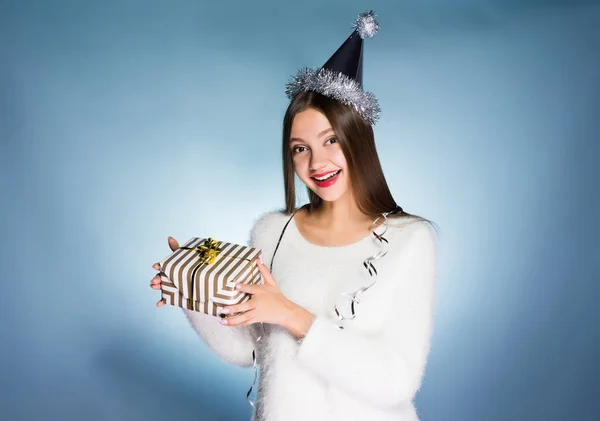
[219,258,297,327]
[150,235,315,339]
[150,236,263,316]
[222,260,316,339]
[150,236,180,307]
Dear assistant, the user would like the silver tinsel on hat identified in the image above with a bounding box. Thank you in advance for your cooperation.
[285,67,381,125]
[354,10,379,39]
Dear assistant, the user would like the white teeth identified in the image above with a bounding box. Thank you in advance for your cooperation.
[314,171,340,181]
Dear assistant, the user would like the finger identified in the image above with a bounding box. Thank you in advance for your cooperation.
[156,298,166,307]
[152,263,160,271]
[256,259,277,286]
[222,309,256,326]
[221,300,255,316]
[168,236,180,252]
[235,282,261,294]
[150,275,162,290]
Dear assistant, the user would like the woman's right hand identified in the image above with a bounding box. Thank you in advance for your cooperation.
[150,236,180,307]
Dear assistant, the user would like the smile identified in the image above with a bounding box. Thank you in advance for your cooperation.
[311,170,341,188]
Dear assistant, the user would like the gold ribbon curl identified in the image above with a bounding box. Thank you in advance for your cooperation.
[180,237,222,265]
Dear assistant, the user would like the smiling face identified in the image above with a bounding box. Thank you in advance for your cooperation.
[289,108,351,203]
[281,91,398,217]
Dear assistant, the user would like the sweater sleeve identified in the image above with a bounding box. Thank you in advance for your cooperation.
[295,222,438,408]
[181,212,276,367]
[181,309,256,367]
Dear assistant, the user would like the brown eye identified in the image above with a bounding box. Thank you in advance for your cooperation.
[327,137,338,145]
[292,146,307,154]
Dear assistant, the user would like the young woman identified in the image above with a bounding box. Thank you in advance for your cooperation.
[150,11,438,421]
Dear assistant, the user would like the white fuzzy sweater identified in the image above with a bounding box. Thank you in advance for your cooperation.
[183,210,438,421]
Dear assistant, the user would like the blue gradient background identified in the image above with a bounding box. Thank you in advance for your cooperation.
[1,1,599,420]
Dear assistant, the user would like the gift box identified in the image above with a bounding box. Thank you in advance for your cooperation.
[158,237,262,317]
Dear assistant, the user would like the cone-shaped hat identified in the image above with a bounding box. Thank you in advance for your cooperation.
[285,11,381,125]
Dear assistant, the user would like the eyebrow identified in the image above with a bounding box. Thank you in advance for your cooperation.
[290,128,334,143]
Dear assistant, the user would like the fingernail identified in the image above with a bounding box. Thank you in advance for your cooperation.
[235,284,242,290]
[219,318,228,325]
[221,307,230,314]
[258,255,263,264]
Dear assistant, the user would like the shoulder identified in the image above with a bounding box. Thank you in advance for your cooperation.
[385,216,438,264]
[354,216,438,325]
[247,208,297,268]
[373,216,438,304]
[248,209,294,249]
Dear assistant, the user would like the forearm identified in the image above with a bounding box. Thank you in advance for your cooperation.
[295,314,432,408]
[282,302,316,341]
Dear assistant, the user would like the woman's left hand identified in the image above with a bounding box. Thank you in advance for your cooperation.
[220,258,297,327]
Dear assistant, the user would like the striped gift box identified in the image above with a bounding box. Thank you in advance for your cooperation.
[158,237,262,317]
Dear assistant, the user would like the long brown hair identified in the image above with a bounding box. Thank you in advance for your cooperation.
[282,91,436,230]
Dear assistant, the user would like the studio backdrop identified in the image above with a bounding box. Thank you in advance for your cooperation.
[1,1,598,420]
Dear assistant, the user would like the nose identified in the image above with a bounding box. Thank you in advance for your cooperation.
[309,148,328,172]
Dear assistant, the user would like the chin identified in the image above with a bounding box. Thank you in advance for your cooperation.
[308,185,350,203]
[315,190,346,202]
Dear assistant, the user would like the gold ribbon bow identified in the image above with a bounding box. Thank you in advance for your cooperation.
[181,237,222,265]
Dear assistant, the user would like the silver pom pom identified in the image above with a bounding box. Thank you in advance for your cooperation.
[285,68,381,125]
[354,10,379,39]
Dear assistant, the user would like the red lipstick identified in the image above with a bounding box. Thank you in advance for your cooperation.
[311,170,341,188]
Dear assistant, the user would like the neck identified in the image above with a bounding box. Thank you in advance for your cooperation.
[311,194,372,232]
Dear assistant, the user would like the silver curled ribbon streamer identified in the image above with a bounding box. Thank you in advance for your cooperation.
[246,322,265,408]
[333,211,393,328]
